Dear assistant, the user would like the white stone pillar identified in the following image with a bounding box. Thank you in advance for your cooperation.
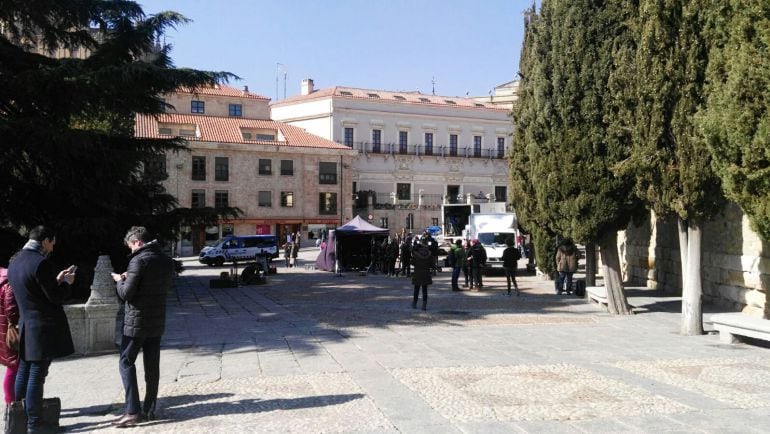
[84,255,121,354]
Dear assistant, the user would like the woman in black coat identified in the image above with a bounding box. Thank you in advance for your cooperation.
[410,238,433,310]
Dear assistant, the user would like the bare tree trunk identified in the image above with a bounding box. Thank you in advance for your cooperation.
[677,218,688,294]
[585,242,597,286]
[681,222,703,335]
[599,232,633,315]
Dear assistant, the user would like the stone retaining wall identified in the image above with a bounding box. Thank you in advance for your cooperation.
[619,202,770,318]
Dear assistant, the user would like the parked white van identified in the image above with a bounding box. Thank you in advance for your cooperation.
[199,235,279,266]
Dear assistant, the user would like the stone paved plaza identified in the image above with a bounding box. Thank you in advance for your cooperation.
[5,248,770,433]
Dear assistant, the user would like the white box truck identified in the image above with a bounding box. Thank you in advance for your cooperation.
[466,213,518,269]
[441,201,507,247]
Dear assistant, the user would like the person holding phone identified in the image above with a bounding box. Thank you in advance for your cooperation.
[111,226,174,427]
[8,226,75,434]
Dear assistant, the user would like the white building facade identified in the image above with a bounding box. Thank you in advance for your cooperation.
[271,80,513,233]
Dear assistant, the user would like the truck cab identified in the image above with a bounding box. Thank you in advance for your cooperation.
[467,213,518,269]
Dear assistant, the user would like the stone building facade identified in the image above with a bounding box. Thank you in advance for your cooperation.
[271,79,513,233]
[135,84,356,255]
[619,203,770,318]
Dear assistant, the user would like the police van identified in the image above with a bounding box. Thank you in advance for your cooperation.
[199,235,279,266]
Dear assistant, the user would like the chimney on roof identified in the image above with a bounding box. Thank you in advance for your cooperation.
[301,78,315,96]
[243,85,249,93]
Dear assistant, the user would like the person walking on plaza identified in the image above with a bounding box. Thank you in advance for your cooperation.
[410,238,433,310]
[555,239,579,294]
[111,226,174,427]
[449,239,466,291]
[385,238,399,277]
[290,240,299,268]
[399,233,412,277]
[502,238,521,296]
[468,239,487,289]
[283,242,292,268]
[462,240,471,288]
[8,226,76,434]
[0,266,19,404]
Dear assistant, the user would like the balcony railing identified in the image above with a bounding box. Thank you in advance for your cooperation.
[341,141,506,159]
[353,191,444,211]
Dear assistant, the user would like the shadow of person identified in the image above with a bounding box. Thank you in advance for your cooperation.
[63,393,367,432]
[60,393,235,432]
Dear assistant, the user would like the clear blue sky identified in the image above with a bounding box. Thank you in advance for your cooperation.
[141,1,534,100]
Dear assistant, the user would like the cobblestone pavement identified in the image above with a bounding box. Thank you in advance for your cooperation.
[5,249,770,433]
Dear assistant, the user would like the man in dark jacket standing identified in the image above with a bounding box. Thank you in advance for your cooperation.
[9,226,76,434]
[111,226,174,427]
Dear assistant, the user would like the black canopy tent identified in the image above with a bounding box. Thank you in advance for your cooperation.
[334,216,389,271]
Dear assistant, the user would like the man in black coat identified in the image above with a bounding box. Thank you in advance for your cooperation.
[9,226,76,434]
[111,226,174,427]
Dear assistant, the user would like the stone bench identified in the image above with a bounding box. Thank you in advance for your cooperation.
[710,313,770,344]
[586,286,608,307]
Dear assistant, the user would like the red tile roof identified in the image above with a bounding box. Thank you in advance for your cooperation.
[174,84,270,100]
[272,86,506,111]
[134,113,351,150]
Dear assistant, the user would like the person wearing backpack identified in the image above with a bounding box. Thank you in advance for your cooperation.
[502,238,521,296]
[0,266,20,404]
[449,239,466,291]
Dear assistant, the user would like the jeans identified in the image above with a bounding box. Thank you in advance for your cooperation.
[451,266,462,288]
[558,272,574,292]
[15,358,51,430]
[119,335,162,415]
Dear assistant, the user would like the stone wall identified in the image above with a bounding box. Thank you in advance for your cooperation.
[619,202,770,318]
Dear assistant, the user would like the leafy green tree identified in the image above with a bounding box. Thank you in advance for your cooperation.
[511,3,559,276]
[0,0,239,270]
[514,0,642,314]
[622,0,723,335]
[699,1,770,241]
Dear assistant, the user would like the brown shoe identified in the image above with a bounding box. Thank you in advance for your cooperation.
[113,413,142,428]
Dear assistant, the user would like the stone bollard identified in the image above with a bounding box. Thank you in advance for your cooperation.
[64,255,121,354]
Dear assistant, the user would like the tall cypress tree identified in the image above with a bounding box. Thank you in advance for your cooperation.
[546,0,643,314]
[511,3,559,276]
[623,0,722,335]
[0,1,239,266]
[699,1,770,242]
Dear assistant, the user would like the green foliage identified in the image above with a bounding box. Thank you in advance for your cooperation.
[511,0,643,252]
[0,1,240,266]
[699,1,770,240]
[620,0,723,224]
[510,3,557,274]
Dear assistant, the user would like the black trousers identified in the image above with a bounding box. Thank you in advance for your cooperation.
[119,335,162,415]
[413,285,427,305]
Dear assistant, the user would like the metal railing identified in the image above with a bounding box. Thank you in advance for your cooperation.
[341,141,506,159]
[353,191,444,211]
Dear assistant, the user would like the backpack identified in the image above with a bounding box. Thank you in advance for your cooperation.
[574,279,586,297]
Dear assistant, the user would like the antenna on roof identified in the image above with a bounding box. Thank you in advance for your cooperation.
[431,76,436,95]
[276,63,287,100]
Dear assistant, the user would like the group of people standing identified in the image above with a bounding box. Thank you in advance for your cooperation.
[0,225,173,433]
[368,230,440,278]
[282,230,302,268]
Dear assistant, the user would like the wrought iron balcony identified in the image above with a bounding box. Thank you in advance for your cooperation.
[340,141,507,159]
